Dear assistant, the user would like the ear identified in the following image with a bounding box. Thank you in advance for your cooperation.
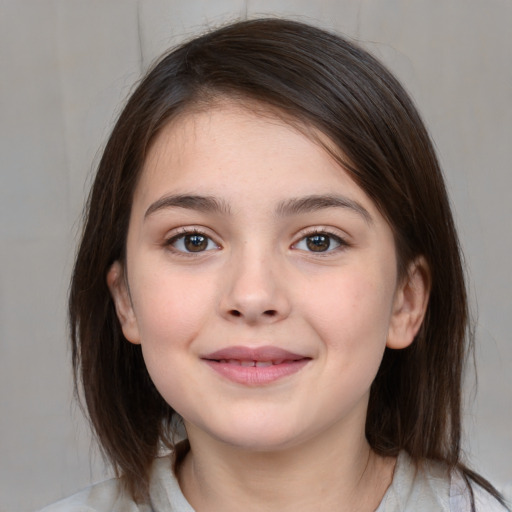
[387,257,430,349]
[106,261,141,344]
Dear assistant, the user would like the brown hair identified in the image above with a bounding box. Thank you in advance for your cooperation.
[69,18,505,505]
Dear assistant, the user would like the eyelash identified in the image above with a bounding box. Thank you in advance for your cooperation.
[163,228,349,256]
[164,228,220,255]
[292,229,349,255]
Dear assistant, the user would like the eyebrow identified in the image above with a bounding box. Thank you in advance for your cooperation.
[144,193,372,224]
[145,194,232,219]
[276,194,373,224]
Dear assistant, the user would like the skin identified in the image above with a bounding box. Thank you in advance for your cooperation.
[108,101,429,511]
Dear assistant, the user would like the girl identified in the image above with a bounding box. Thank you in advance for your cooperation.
[41,18,508,512]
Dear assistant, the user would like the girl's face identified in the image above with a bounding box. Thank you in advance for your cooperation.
[108,101,428,453]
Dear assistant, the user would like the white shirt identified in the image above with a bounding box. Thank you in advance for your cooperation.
[38,451,508,511]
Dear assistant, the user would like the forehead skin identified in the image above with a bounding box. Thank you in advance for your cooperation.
[134,100,382,231]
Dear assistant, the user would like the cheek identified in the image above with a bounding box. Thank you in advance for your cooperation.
[132,269,217,410]
[293,265,397,423]
[134,267,208,335]
[302,265,395,356]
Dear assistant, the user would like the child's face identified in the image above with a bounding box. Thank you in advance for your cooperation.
[108,101,426,453]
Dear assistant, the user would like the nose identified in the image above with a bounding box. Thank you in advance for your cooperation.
[219,249,291,325]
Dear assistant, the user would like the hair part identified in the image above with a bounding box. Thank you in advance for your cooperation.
[69,18,506,507]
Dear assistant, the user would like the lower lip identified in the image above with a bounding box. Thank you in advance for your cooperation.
[203,359,310,385]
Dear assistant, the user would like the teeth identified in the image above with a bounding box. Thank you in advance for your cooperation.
[216,359,288,366]
[255,361,273,367]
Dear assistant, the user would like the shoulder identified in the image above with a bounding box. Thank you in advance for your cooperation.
[36,455,193,512]
[450,471,510,512]
[473,484,511,511]
[379,452,452,511]
[378,452,509,512]
[36,478,150,512]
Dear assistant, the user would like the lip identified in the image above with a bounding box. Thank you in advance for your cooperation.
[201,345,311,386]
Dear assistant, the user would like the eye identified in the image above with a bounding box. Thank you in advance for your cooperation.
[167,231,219,253]
[293,232,344,253]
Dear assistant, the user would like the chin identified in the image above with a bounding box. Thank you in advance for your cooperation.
[200,417,311,453]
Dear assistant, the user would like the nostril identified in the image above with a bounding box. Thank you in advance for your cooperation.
[229,310,242,317]
[263,310,277,317]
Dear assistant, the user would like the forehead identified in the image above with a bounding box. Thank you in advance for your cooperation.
[145,100,322,167]
[133,100,379,221]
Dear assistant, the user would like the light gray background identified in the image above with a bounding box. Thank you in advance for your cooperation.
[1,1,510,510]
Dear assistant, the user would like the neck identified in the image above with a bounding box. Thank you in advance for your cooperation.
[178,423,395,512]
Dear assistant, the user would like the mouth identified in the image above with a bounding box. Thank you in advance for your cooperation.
[201,346,311,385]
[213,359,296,367]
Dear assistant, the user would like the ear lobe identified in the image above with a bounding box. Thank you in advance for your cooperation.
[387,257,430,350]
[106,261,141,344]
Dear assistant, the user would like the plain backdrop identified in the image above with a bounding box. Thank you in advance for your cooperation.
[0,1,511,510]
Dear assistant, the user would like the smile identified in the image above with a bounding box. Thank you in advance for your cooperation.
[217,359,292,367]
[202,346,311,385]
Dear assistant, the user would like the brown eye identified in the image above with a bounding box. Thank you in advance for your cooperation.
[168,232,219,253]
[184,234,208,252]
[306,234,331,252]
[293,232,344,253]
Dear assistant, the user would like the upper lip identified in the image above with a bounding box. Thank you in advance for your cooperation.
[202,345,309,362]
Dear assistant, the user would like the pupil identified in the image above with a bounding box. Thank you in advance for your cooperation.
[184,234,207,252]
[306,235,330,252]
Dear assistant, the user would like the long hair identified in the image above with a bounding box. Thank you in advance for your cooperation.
[69,18,505,504]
